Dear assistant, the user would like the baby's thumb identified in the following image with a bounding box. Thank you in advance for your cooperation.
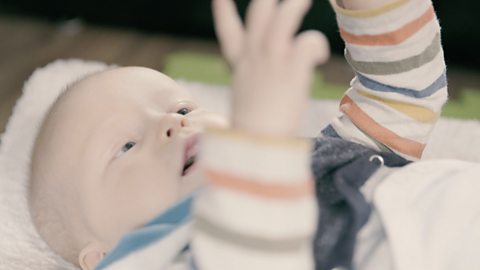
[294,31,330,69]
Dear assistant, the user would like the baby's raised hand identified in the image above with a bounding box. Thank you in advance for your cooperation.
[213,0,329,137]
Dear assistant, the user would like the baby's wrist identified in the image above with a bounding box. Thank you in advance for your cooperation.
[230,88,307,138]
[231,106,303,138]
[232,116,297,138]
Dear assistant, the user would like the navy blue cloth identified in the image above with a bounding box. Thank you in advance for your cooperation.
[311,136,410,270]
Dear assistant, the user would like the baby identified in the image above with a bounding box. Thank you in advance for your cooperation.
[28,67,226,266]
[29,0,328,267]
[27,0,480,269]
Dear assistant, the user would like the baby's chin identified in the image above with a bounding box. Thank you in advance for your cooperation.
[179,164,204,197]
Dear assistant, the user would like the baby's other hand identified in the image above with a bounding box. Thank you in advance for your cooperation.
[213,0,329,137]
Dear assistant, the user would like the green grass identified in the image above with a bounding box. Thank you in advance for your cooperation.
[442,89,480,119]
[164,52,232,86]
[163,52,480,120]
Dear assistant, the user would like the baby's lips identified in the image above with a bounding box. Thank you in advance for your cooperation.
[184,134,199,160]
[182,134,199,175]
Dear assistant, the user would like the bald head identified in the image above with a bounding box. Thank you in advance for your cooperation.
[28,67,181,264]
[28,66,217,269]
[28,69,108,264]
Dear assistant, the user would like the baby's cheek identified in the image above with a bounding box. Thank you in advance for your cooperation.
[180,168,206,197]
[106,181,177,238]
[128,171,180,213]
[97,170,177,238]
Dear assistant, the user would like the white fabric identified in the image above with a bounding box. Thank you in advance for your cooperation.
[332,0,432,35]
[0,59,479,269]
[373,160,480,270]
[0,59,109,270]
[201,131,311,183]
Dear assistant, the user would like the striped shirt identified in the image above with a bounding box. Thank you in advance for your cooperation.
[192,0,446,269]
[327,0,447,160]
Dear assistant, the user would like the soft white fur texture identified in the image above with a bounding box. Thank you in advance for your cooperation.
[0,59,479,269]
[0,60,108,270]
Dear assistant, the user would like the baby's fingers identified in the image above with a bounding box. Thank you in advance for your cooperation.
[267,0,312,55]
[245,0,277,53]
[293,31,330,74]
[212,0,245,64]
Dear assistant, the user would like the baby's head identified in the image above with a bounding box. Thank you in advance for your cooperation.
[28,67,226,269]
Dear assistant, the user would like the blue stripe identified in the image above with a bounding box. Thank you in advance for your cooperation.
[95,194,196,270]
[356,70,447,98]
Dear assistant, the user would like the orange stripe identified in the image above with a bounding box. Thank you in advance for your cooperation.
[340,95,425,158]
[340,6,435,46]
[205,169,314,199]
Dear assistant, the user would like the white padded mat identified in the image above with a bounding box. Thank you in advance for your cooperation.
[0,59,479,269]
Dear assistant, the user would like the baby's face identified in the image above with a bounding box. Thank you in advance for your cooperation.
[54,67,225,250]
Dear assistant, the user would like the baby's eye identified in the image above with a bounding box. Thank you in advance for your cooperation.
[121,142,136,153]
[176,107,191,115]
[114,141,137,159]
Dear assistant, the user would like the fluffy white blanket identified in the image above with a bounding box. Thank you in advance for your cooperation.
[0,59,478,270]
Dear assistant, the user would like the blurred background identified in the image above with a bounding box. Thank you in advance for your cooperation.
[0,0,479,134]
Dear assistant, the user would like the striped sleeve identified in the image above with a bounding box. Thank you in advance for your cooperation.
[191,128,317,270]
[325,0,448,160]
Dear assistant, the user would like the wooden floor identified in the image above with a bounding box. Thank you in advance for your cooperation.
[0,15,479,135]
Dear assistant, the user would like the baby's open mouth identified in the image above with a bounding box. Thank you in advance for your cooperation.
[182,135,199,176]
[182,155,196,176]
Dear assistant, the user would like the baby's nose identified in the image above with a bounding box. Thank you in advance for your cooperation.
[158,114,187,140]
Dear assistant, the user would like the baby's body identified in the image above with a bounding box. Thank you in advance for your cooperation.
[27,0,480,269]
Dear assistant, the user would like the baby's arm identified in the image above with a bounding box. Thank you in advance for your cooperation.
[324,0,447,160]
[191,0,328,269]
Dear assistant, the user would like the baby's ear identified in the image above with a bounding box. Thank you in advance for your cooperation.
[79,242,106,270]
